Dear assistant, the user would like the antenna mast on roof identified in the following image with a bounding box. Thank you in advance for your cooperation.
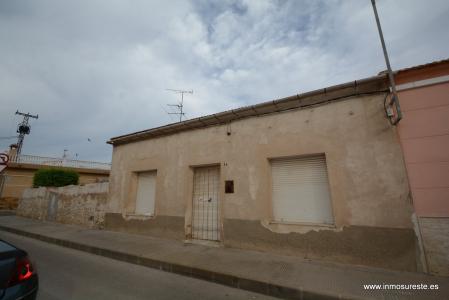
[166,89,193,122]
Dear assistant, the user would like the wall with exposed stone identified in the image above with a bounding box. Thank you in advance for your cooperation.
[419,217,449,276]
[16,182,109,228]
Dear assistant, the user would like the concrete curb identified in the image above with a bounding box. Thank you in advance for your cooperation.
[0,210,16,216]
[0,224,355,300]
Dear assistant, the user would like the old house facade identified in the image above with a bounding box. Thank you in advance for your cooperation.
[106,74,418,272]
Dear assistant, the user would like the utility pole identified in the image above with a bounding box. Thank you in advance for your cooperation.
[166,89,193,122]
[15,110,38,156]
[371,0,402,125]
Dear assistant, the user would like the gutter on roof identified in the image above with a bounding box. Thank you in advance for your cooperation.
[396,58,449,74]
[108,74,389,146]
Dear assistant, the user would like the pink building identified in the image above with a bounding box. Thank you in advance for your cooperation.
[395,59,449,276]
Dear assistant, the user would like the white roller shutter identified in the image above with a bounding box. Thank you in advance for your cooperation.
[135,171,156,216]
[271,155,334,224]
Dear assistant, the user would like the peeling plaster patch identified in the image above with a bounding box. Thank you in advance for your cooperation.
[261,219,341,234]
[105,213,185,240]
[122,213,155,221]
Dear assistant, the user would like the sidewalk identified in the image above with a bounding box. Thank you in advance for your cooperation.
[0,216,447,300]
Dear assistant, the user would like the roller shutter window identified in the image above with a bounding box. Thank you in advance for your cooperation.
[271,155,334,224]
[135,171,156,216]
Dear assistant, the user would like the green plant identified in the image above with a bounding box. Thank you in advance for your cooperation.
[33,168,79,187]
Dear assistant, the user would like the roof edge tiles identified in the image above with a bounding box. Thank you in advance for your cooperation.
[108,74,389,146]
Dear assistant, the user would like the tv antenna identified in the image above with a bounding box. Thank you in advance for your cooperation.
[166,89,193,122]
[14,110,38,156]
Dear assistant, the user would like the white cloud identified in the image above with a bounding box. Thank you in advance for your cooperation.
[0,0,448,161]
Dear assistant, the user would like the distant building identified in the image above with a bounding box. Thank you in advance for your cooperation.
[0,146,110,203]
[106,72,418,272]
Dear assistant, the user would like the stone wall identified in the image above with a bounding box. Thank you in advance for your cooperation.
[0,164,109,199]
[17,182,109,228]
[419,217,449,276]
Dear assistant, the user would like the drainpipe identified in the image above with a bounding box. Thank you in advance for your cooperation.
[371,0,402,125]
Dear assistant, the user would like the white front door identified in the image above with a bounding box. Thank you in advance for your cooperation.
[192,166,220,241]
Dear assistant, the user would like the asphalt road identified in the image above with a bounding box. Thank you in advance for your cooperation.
[0,231,277,300]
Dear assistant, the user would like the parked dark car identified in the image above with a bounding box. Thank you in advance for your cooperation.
[0,240,38,300]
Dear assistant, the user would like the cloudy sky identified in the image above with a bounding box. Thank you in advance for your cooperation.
[1,0,448,162]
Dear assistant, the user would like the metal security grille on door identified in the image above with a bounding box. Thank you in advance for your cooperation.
[192,166,220,241]
[271,155,334,224]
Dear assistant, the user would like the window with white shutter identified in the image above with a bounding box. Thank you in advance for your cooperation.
[271,155,334,224]
[135,171,156,216]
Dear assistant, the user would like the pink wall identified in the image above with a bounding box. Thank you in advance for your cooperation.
[398,82,449,217]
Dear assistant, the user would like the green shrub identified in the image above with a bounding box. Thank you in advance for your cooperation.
[33,168,79,188]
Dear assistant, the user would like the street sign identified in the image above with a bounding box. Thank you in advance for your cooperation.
[0,153,9,173]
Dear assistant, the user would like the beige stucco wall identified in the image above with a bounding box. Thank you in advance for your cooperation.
[0,168,34,199]
[108,93,416,270]
[110,93,412,227]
